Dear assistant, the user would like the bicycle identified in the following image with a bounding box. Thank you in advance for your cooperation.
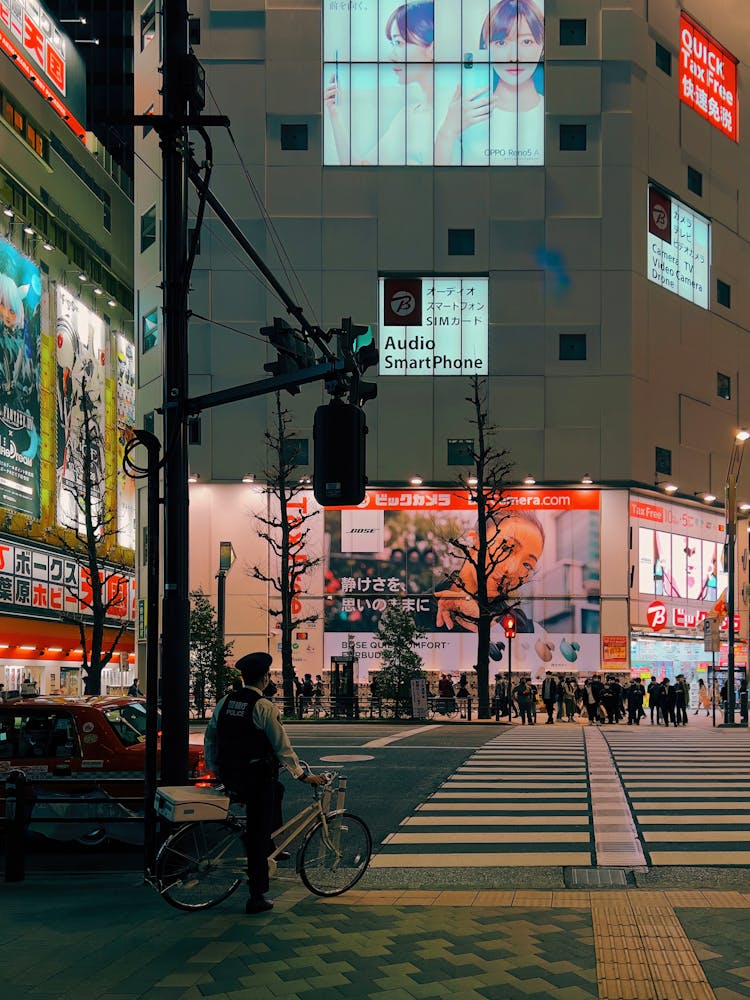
[152,768,372,911]
[427,697,459,720]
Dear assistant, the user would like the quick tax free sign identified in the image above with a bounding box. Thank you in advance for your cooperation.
[378,278,488,376]
[680,13,738,142]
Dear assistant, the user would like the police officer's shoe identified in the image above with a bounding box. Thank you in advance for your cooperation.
[246,895,274,914]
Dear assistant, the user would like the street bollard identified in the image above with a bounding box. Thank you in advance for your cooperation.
[5,769,28,882]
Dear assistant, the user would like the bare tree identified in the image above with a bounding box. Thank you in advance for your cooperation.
[54,377,130,695]
[435,376,519,719]
[250,393,319,712]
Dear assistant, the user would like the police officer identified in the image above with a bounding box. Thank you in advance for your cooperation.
[204,652,324,914]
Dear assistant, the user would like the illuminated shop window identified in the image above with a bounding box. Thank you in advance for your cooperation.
[647,185,710,310]
[323,0,546,166]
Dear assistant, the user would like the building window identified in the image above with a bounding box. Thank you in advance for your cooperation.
[559,334,586,360]
[140,2,156,51]
[560,19,586,45]
[687,166,703,196]
[140,205,157,252]
[655,447,672,476]
[717,373,731,400]
[280,123,309,151]
[142,309,159,354]
[716,279,731,308]
[103,202,111,234]
[655,42,672,75]
[559,124,587,151]
[448,229,475,255]
[142,104,155,139]
[282,438,309,466]
[144,411,155,433]
[447,439,474,465]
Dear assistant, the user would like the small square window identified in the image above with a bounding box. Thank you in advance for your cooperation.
[717,279,731,308]
[559,124,587,151]
[282,438,309,466]
[142,309,159,354]
[687,166,702,196]
[655,42,672,76]
[140,205,157,252]
[655,447,672,476]
[280,123,309,151]
[559,334,586,360]
[448,229,475,255]
[717,373,731,400]
[560,19,586,46]
[188,416,202,445]
[447,439,474,465]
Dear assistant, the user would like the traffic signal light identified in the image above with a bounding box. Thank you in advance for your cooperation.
[501,613,516,639]
[261,318,316,391]
[313,398,367,506]
[340,319,378,406]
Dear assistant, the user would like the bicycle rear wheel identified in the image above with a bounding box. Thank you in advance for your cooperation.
[156,820,246,911]
[299,811,371,897]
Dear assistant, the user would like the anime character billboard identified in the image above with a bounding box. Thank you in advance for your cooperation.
[324,0,545,166]
[55,287,107,534]
[323,488,600,679]
[0,238,42,518]
[116,333,136,550]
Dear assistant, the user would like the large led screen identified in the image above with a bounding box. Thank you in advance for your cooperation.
[323,0,545,166]
[55,287,107,533]
[379,277,488,374]
[323,488,600,678]
[0,238,41,518]
[647,185,710,309]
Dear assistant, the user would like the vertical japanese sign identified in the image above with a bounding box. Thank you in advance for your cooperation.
[679,13,738,142]
[55,288,107,534]
[378,277,488,374]
[646,185,710,310]
[0,238,42,518]
[116,334,136,550]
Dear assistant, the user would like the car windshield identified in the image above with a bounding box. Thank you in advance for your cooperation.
[102,703,161,748]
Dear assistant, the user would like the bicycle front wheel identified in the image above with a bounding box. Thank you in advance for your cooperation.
[156,821,246,911]
[300,811,372,897]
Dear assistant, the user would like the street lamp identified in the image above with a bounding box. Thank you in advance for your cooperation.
[722,429,749,726]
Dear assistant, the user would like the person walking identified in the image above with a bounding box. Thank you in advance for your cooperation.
[675,674,689,726]
[562,676,577,722]
[555,674,565,721]
[626,677,645,725]
[695,678,711,716]
[514,677,534,725]
[647,676,660,725]
[541,671,557,724]
[583,678,598,724]
[204,652,325,914]
[662,678,678,727]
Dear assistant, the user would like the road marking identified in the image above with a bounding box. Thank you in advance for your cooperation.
[318,754,374,763]
[384,831,591,844]
[362,725,441,748]
[369,851,591,868]
[401,814,588,826]
[417,801,589,812]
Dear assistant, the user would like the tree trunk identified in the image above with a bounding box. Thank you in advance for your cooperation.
[476,613,491,719]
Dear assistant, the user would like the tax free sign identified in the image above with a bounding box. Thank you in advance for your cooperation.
[680,12,738,142]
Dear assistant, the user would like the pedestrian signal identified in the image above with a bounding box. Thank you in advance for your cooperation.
[501,614,516,639]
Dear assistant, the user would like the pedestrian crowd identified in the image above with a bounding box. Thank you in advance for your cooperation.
[493,672,702,726]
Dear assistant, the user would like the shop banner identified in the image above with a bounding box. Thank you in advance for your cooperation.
[55,287,107,534]
[0,239,41,518]
[323,487,600,680]
[115,333,136,550]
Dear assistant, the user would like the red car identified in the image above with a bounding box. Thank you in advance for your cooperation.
[0,696,208,843]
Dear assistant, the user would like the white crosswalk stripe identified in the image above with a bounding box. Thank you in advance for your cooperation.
[370,727,594,869]
[602,727,750,866]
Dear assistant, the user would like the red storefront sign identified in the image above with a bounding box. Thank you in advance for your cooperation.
[680,12,738,142]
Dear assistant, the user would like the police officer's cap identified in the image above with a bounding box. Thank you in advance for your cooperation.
[236,652,273,684]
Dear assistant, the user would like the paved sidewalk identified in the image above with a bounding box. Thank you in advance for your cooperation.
[6,875,750,999]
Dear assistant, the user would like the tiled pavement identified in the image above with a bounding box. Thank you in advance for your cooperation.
[7,877,750,999]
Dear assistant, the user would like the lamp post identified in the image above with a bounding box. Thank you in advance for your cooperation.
[722,430,748,727]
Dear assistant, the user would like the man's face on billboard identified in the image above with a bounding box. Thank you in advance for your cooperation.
[486,515,543,595]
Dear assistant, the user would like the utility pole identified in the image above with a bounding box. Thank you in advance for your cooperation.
[160,0,191,782]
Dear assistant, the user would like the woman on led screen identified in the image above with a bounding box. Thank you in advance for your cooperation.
[325,0,435,165]
[435,0,544,165]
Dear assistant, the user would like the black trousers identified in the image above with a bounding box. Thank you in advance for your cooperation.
[226,763,283,897]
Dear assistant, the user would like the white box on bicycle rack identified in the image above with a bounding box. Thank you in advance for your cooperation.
[155,786,231,822]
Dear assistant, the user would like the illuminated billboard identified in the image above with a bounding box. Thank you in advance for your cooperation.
[55,288,107,533]
[378,277,488,374]
[116,334,135,550]
[647,185,709,310]
[323,0,545,166]
[680,12,738,142]
[0,1,87,139]
[0,238,41,518]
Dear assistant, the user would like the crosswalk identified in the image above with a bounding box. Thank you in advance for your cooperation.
[371,727,594,869]
[603,728,750,866]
